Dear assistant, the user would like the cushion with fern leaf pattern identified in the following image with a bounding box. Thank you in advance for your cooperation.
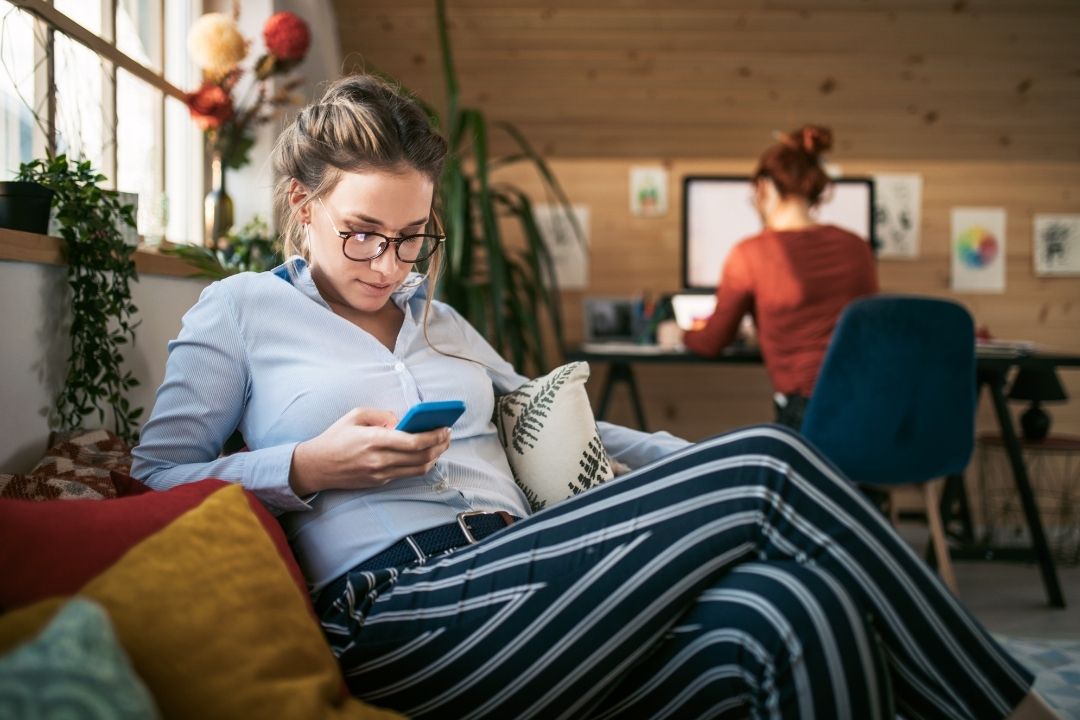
[495,362,616,512]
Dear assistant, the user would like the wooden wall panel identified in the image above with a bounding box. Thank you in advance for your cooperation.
[492,157,1080,440]
[332,0,1080,441]
[335,0,1080,160]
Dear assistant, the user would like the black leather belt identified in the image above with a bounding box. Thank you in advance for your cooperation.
[314,511,517,615]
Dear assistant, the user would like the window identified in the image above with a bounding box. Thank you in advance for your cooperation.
[0,0,201,245]
[54,31,109,174]
[0,5,44,171]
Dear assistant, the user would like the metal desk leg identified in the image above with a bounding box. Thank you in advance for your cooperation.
[594,361,648,431]
[986,373,1066,608]
[620,363,648,431]
[596,365,617,422]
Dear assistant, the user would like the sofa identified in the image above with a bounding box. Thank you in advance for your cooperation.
[0,429,402,719]
[4,414,1076,717]
[0,362,616,718]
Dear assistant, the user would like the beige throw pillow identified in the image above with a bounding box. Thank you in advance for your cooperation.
[495,362,615,511]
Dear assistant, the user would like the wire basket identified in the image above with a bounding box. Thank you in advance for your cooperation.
[977,434,1080,566]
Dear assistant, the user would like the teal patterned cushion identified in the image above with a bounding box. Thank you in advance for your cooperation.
[496,362,614,511]
[0,598,159,719]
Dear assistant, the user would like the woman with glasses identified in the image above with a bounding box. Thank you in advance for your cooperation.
[659,126,878,432]
[131,76,1056,720]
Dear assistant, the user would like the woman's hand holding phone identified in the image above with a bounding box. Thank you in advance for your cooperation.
[289,407,452,495]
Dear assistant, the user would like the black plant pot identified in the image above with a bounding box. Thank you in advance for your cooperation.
[0,181,54,234]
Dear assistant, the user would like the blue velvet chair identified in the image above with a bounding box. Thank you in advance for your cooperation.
[801,295,977,592]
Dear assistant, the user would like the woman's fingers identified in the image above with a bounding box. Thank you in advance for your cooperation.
[367,433,449,467]
[397,427,452,451]
[345,407,398,429]
[364,426,450,453]
[341,427,450,486]
[297,409,453,491]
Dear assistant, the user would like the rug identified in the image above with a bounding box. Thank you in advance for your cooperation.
[996,635,1080,719]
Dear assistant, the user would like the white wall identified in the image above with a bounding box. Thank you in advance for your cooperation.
[0,259,209,472]
[278,0,344,101]
[229,0,343,231]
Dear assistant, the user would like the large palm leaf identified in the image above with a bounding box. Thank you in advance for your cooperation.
[433,0,583,375]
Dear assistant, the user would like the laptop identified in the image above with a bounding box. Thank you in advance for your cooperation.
[670,293,718,332]
[581,297,664,354]
[669,292,756,348]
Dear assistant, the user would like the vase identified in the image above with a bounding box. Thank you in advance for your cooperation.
[203,152,234,248]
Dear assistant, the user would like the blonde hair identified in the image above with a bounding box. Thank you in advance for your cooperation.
[271,74,478,364]
[271,73,448,262]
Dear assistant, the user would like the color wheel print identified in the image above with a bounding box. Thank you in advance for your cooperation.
[957,225,999,268]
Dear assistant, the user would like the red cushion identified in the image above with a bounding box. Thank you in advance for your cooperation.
[109,469,154,496]
[0,479,312,615]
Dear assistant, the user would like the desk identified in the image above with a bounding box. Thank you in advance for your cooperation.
[568,345,1079,608]
[567,345,763,431]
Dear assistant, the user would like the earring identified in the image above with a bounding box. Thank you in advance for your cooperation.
[398,269,431,289]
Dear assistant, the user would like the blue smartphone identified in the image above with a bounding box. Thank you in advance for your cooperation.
[395,400,466,433]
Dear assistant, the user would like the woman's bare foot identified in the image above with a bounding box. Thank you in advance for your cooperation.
[1006,691,1061,720]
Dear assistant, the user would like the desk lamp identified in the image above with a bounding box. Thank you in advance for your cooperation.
[1007,367,1068,442]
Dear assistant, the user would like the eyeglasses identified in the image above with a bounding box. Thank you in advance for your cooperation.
[318,200,445,263]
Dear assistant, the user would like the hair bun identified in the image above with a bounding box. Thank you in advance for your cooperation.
[796,125,833,156]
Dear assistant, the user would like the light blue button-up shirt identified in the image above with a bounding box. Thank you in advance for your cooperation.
[132,258,689,592]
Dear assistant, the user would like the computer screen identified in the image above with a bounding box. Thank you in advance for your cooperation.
[681,176,876,290]
[582,296,640,343]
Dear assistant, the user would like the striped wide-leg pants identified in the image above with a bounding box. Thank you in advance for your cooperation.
[317,425,1032,720]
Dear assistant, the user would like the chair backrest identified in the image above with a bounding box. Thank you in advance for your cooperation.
[800,295,976,486]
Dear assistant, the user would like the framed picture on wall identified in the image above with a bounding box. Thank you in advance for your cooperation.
[873,173,922,259]
[534,204,591,289]
[629,166,668,218]
[1033,214,1080,276]
[951,207,1006,293]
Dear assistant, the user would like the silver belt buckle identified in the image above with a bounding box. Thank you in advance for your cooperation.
[456,510,488,543]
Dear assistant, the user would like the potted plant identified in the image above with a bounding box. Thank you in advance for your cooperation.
[431,0,583,376]
[168,0,582,376]
[16,155,143,444]
[161,215,283,280]
[0,181,54,234]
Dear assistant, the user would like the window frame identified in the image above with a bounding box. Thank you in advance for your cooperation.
[8,0,196,242]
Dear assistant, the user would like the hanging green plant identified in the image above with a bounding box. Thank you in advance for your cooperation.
[16,155,143,444]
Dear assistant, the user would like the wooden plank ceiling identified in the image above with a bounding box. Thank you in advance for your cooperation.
[332,0,1080,160]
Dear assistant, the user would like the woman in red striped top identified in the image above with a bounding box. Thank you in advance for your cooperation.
[663,126,878,429]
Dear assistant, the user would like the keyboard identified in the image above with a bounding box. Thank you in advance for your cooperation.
[579,342,674,355]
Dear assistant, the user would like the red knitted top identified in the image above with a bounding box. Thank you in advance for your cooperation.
[684,224,878,397]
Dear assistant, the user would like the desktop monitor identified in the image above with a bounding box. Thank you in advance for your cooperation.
[681,175,876,290]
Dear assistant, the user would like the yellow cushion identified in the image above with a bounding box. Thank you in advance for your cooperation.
[0,485,401,720]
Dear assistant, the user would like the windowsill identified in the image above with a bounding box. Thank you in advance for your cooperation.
[0,227,204,279]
